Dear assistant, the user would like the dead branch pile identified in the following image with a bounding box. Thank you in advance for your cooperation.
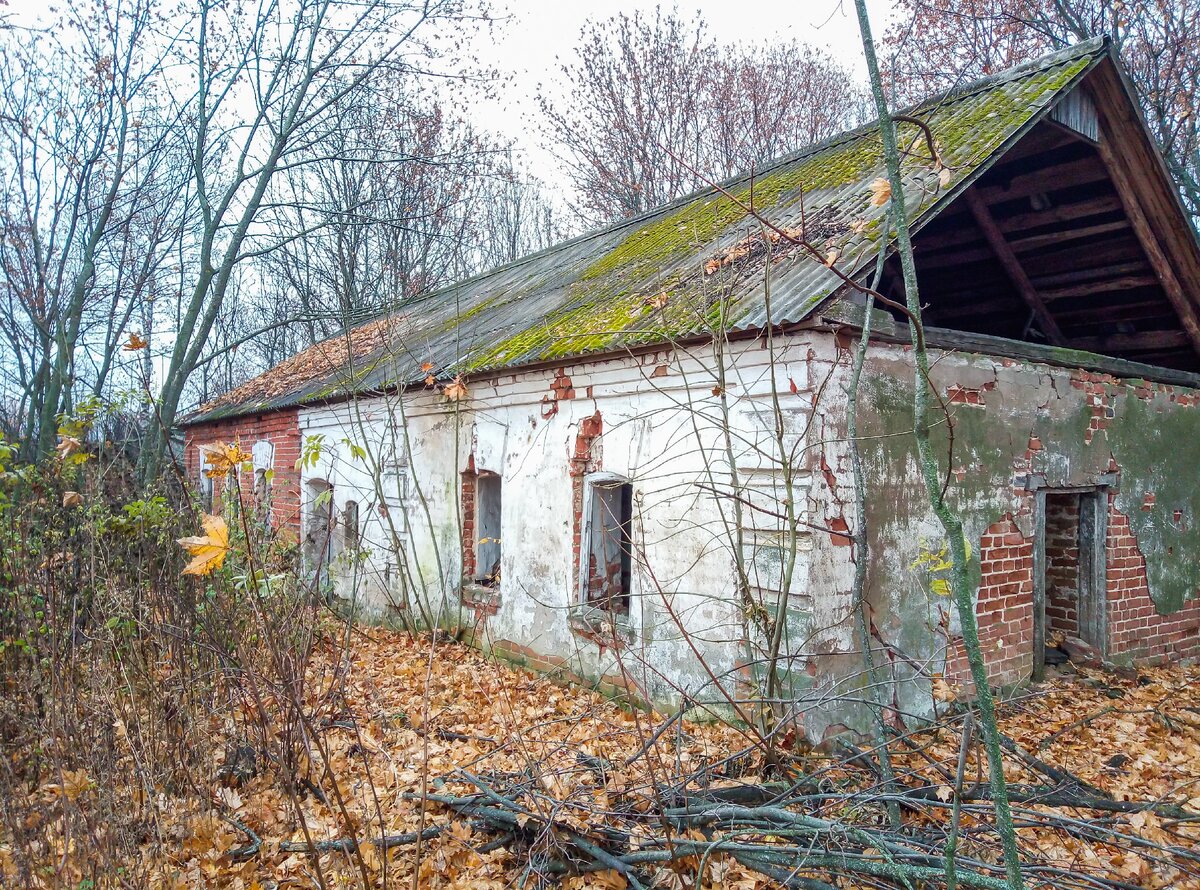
[25,630,1178,890]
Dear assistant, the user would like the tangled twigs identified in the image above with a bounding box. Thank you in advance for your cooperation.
[998,732,1111,798]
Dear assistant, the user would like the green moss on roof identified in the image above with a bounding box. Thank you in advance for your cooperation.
[566,52,1093,345]
[579,137,885,286]
[461,287,651,370]
[186,41,1110,425]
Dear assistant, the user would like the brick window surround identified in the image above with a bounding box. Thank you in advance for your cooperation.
[183,411,302,534]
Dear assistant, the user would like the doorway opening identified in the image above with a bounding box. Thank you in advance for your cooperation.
[474,473,502,587]
[1036,489,1107,677]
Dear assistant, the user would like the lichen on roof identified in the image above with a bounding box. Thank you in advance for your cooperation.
[184,38,1108,426]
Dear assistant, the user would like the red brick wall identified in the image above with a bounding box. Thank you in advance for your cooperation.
[1044,494,1081,639]
[182,410,302,534]
[947,516,1035,687]
[570,411,603,594]
[461,455,476,581]
[947,496,1200,689]
[1107,498,1200,662]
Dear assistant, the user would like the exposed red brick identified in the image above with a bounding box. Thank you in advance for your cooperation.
[570,412,604,592]
[460,454,477,581]
[183,410,302,535]
[1106,499,1200,663]
[947,515,1034,688]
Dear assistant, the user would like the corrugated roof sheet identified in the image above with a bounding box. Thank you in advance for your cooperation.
[187,38,1108,424]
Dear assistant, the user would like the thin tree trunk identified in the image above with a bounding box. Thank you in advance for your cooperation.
[851,3,1026,888]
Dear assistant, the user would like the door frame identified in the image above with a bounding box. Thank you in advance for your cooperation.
[1031,483,1110,680]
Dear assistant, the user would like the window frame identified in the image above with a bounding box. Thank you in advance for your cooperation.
[577,472,634,615]
[474,472,503,587]
[304,478,335,575]
[342,499,360,551]
[251,440,275,520]
[197,446,215,511]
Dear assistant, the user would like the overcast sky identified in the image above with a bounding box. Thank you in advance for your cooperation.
[474,0,898,185]
[6,0,899,194]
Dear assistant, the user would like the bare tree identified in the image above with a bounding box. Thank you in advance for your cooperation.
[538,6,865,225]
[705,41,870,181]
[139,0,480,478]
[862,2,1028,887]
[472,150,571,269]
[231,89,565,383]
[0,0,178,459]
[887,0,1200,225]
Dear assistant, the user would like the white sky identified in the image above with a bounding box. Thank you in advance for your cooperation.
[6,0,899,193]
[473,0,898,186]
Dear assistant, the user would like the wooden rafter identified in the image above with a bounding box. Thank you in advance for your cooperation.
[1067,331,1191,353]
[1095,131,1200,359]
[1087,66,1200,361]
[925,193,1122,253]
[1039,274,1160,301]
[965,188,1067,345]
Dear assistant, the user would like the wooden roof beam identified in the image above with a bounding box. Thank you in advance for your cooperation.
[964,188,1067,345]
[1067,330,1191,353]
[1094,127,1200,360]
[1039,274,1160,301]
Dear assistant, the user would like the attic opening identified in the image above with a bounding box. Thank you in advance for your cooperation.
[879,103,1200,373]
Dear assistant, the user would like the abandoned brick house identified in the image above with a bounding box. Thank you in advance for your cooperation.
[182,39,1200,738]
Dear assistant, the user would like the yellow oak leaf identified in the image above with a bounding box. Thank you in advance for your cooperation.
[177,514,230,576]
[869,177,892,206]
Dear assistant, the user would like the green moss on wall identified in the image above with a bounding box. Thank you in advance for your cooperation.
[858,356,1200,627]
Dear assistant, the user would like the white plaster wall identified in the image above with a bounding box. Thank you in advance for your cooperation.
[295,331,858,716]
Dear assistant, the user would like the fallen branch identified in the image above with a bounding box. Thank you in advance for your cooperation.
[904,783,1194,820]
[278,825,442,854]
[223,815,262,861]
[1036,706,1117,751]
[998,732,1111,799]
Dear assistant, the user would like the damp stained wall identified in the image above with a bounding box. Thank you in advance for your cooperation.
[295,334,840,713]
[286,327,1200,738]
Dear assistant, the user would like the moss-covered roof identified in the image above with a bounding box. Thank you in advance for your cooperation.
[187,38,1108,425]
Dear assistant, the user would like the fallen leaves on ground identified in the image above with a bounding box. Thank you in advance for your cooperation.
[894,662,1200,888]
[13,628,1198,888]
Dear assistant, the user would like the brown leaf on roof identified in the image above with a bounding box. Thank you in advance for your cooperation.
[199,316,403,413]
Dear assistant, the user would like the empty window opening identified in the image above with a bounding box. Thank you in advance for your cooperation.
[304,480,334,572]
[198,448,215,510]
[1039,489,1107,674]
[254,468,271,520]
[252,440,274,520]
[475,474,502,586]
[582,477,633,614]
[342,500,360,551]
